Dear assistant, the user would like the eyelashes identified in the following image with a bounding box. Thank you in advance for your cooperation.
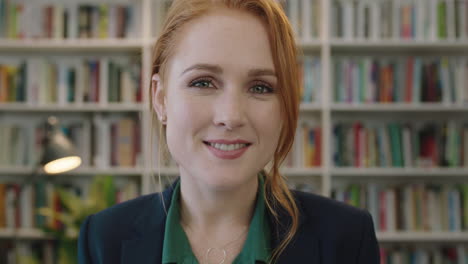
[188,77,276,94]
[188,78,214,88]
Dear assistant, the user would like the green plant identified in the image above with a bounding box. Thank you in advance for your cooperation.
[37,175,116,264]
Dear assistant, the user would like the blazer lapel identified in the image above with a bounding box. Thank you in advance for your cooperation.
[275,229,320,264]
[269,193,321,264]
[120,181,321,264]
[121,181,177,264]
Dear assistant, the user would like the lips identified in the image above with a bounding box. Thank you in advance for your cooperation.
[203,140,252,160]
[203,139,252,144]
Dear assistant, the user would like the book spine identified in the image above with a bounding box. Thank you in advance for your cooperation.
[343,0,354,39]
[302,0,311,40]
[446,0,455,39]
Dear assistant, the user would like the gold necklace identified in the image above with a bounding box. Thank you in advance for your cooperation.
[181,221,249,264]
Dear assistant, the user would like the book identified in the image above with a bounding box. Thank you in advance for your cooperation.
[330,0,468,41]
[333,56,468,104]
[333,182,467,233]
[0,56,142,105]
[334,120,468,168]
[0,2,140,39]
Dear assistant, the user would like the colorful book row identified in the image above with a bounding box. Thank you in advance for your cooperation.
[0,119,92,167]
[284,121,321,168]
[333,56,468,104]
[0,240,55,264]
[281,0,321,40]
[333,121,468,168]
[333,183,468,232]
[0,1,141,39]
[332,0,468,40]
[0,115,141,168]
[0,56,142,104]
[0,179,138,230]
[93,115,142,168]
[298,56,321,103]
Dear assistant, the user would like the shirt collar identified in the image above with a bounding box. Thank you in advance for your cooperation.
[234,175,271,263]
[162,175,271,263]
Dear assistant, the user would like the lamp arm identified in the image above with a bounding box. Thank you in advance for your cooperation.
[24,162,43,186]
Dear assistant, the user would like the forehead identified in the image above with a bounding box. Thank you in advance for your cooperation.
[169,8,275,75]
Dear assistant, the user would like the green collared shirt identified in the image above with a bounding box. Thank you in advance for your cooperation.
[162,176,271,264]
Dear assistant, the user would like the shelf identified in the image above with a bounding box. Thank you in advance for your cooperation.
[0,103,145,113]
[0,166,144,176]
[0,39,143,52]
[330,39,468,52]
[281,167,323,177]
[151,167,323,177]
[377,231,468,242]
[332,167,468,177]
[5,103,468,113]
[1,0,467,249]
[298,39,322,51]
[300,102,322,112]
[331,103,468,112]
[0,228,52,240]
[73,167,145,176]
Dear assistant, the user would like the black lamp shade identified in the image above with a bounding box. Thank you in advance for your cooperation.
[40,117,82,174]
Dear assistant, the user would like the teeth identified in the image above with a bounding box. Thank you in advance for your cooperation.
[209,142,248,151]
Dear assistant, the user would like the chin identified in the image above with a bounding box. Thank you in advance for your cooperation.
[194,168,258,190]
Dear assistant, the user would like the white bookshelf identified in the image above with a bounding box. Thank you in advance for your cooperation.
[332,167,468,177]
[0,228,52,240]
[0,39,144,51]
[299,102,322,112]
[377,232,468,243]
[0,166,144,177]
[0,103,145,112]
[3,230,468,243]
[0,0,466,248]
[331,103,468,112]
[330,40,468,50]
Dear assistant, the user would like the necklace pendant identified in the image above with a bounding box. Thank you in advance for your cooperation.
[205,247,227,264]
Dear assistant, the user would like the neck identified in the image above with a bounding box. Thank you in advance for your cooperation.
[178,171,259,232]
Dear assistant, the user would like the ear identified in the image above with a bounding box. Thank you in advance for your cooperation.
[151,74,167,123]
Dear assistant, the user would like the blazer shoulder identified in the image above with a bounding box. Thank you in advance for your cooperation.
[292,190,374,238]
[99,193,160,218]
[293,190,369,218]
[79,193,168,263]
[85,193,163,238]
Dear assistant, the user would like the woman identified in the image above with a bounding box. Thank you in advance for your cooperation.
[78,0,380,263]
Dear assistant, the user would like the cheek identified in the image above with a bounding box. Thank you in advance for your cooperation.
[165,93,207,155]
[254,101,282,146]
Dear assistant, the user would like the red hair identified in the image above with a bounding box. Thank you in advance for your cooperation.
[149,0,301,262]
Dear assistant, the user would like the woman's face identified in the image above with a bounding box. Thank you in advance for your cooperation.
[154,8,282,189]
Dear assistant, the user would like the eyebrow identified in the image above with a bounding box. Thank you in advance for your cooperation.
[180,63,277,77]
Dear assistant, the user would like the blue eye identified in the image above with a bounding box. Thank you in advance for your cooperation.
[189,78,214,88]
[250,83,274,94]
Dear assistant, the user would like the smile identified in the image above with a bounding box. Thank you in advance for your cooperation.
[207,142,249,151]
[203,141,251,160]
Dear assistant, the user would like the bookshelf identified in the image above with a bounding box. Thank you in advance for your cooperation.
[377,231,468,242]
[0,0,467,262]
[0,1,152,262]
[290,0,468,261]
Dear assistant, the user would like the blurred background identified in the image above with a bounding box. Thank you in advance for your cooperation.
[0,0,467,263]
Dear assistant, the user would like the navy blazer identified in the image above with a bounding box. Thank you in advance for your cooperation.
[78,182,380,264]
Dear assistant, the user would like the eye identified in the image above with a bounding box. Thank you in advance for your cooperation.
[249,82,274,94]
[189,78,214,88]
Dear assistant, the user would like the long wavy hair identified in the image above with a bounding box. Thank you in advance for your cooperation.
[149,0,301,262]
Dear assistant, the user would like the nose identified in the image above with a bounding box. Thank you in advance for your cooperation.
[213,90,246,131]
